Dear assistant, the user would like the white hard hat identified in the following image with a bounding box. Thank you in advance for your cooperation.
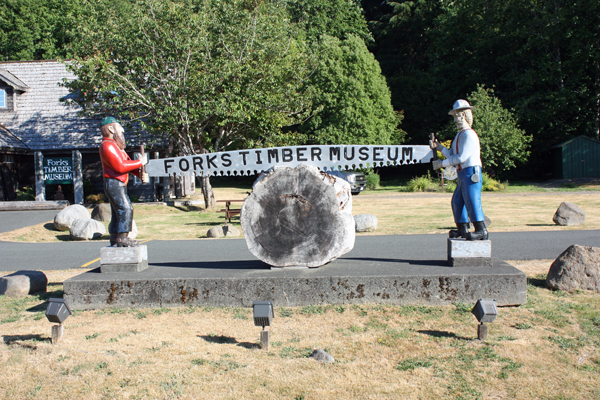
[448,99,474,115]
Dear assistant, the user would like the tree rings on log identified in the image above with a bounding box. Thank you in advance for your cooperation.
[241,164,355,268]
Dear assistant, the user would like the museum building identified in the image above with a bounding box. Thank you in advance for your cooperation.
[0,60,159,202]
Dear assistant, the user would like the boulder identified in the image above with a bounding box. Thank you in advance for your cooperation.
[224,225,241,237]
[546,245,600,292]
[0,270,48,298]
[108,219,138,239]
[354,214,378,232]
[207,225,241,238]
[553,202,585,226]
[91,203,112,222]
[242,164,355,268]
[311,349,335,363]
[0,275,29,298]
[54,204,90,231]
[207,226,224,238]
[70,218,107,240]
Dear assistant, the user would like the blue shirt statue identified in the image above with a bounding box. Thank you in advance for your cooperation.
[430,100,488,240]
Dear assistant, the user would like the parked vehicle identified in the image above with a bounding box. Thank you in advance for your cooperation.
[330,170,366,195]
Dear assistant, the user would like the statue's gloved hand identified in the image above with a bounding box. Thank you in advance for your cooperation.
[429,139,444,152]
[141,173,149,184]
[432,159,443,170]
[139,153,149,165]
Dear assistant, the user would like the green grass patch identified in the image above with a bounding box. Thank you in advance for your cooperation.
[280,346,313,359]
[396,358,433,371]
[278,307,294,318]
[85,332,100,340]
[515,323,532,330]
[300,305,325,315]
[231,308,249,320]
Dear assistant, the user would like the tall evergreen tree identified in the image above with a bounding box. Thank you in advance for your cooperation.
[299,35,403,145]
[363,0,600,178]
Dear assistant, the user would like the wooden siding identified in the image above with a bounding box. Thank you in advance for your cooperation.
[554,136,600,179]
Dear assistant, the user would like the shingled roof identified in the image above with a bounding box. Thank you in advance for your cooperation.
[0,69,29,91]
[0,123,30,152]
[0,60,151,152]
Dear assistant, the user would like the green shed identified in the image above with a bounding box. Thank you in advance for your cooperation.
[552,135,600,179]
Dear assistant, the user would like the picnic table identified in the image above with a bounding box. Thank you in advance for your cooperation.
[217,199,245,222]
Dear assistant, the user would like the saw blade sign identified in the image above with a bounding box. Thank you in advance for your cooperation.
[145,145,434,177]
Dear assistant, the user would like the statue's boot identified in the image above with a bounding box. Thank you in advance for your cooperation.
[449,222,469,239]
[109,233,118,246]
[466,221,488,241]
[116,232,138,247]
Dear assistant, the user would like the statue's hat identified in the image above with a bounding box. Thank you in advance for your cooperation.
[448,99,474,115]
[100,117,119,126]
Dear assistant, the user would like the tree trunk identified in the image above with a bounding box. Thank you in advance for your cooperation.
[198,148,216,209]
[200,175,216,209]
[241,164,355,268]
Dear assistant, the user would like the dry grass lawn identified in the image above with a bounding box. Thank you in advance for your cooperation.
[1,186,598,398]
[1,261,599,400]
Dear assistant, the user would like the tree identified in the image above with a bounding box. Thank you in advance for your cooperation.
[285,0,372,42]
[299,34,403,145]
[465,85,531,176]
[65,0,315,207]
[0,0,81,60]
[361,0,448,140]
[363,0,600,178]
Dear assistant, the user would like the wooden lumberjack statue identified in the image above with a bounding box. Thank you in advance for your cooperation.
[430,100,488,241]
[99,117,149,247]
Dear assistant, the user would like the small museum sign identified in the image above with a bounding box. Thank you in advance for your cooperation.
[43,157,73,184]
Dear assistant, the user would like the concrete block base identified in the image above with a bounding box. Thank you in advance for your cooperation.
[450,257,493,268]
[63,257,526,310]
[100,245,148,273]
[101,260,149,273]
[448,239,492,267]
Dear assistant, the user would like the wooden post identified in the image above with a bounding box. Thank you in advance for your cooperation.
[51,323,64,344]
[477,323,488,341]
[72,150,83,204]
[153,152,159,201]
[34,151,45,201]
[183,175,192,197]
[260,330,269,351]
[162,176,172,201]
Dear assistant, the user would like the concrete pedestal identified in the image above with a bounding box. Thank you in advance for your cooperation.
[448,239,492,267]
[64,257,526,310]
[100,245,148,273]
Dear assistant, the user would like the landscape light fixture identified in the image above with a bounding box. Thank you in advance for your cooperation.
[471,299,497,341]
[46,298,72,344]
[253,301,274,350]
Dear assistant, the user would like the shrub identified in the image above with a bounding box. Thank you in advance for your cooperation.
[409,171,503,193]
[407,174,436,192]
[85,193,106,204]
[443,180,457,193]
[482,173,505,191]
[15,186,35,201]
[366,173,380,190]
